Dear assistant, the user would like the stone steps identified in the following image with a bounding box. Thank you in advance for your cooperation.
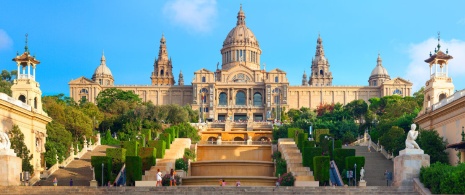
[142,138,191,180]
[278,138,317,186]
[344,146,393,186]
[0,186,419,195]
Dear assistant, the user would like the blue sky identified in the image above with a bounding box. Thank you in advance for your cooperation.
[1,0,465,96]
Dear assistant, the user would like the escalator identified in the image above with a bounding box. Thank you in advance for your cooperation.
[329,160,343,186]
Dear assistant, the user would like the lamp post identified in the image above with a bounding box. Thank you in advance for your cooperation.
[101,163,104,186]
[325,135,334,160]
[354,163,357,186]
[308,121,313,141]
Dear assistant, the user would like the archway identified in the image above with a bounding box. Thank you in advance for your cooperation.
[233,137,244,141]
[18,95,26,103]
[439,93,447,101]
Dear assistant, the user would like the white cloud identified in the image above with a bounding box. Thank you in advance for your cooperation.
[0,29,13,51]
[163,0,217,33]
[405,38,465,92]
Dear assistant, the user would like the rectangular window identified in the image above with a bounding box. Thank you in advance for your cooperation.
[236,50,239,61]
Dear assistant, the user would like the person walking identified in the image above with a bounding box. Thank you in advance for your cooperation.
[156,169,162,187]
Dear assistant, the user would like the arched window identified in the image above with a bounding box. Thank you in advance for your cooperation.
[253,92,262,106]
[393,89,402,95]
[275,76,279,83]
[219,92,227,105]
[34,97,38,109]
[320,70,324,75]
[202,76,206,83]
[160,69,164,76]
[439,93,447,101]
[18,95,26,103]
[427,95,431,107]
[236,91,246,105]
[233,137,244,141]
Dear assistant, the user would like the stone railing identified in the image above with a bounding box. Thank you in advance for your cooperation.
[0,92,31,111]
[432,88,465,111]
[413,178,432,195]
[366,137,394,161]
[197,140,271,145]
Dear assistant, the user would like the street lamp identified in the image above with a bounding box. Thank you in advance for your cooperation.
[101,163,104,186]
[308,121,313,141]
[354,163,357,186]
[325,135,334,160]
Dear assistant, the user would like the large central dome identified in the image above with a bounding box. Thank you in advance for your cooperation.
[220,5,262,70]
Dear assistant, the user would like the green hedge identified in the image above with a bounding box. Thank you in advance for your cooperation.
[313,156,330,185]
[302,147,322,169]
[141,128,152,142]
[345,156,365,181]
[159,133,171,149]
[122,141,139,156]
[147,140,166,158]
[175,158,188,172]
[138,147,156,173]
[106,148,126,177]
[287,128,300,139]
[315,129,330,143]
[297,133,309,150]
[420,162,465,194]
[91,156,112,186]
[303,140,316,148]
[333,148,355,173]
[276,158,287,177]
[125,156,142,186]
[318,134,331,155]
[334,140,342,149]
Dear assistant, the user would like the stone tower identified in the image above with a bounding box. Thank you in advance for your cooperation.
[92,51,114,86]
[422,33,454,113]
[220,5,262,70]
[178,70,184,86]
[302,71,308,86]
[151,34,175,86]
[11,34,45,114]
[309,34,333,86]
[368,54,390,86]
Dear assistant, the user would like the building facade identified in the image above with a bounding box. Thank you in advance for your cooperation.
[414,36,465,165]
[69,6,412,122]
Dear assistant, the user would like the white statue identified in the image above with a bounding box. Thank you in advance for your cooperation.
[0,131,11,150]
[360,167,365,181]
[90,166,96,180]
[405,124,420,149]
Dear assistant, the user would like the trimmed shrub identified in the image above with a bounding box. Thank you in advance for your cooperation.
[334,140,342,149]
[147,140,166,158]
[318,134,331,155]
[333,148,355,173]
[273,125,288,141]
[184,148,196,162]
[278,172,295,186]
[420,162,465,194]
[276,158,287,177]
[313,156,330,185]
[125,156,142,186]
[302,147,322,169]
[141,128,152,142]
[297,133,309,150]
[303,140,316,148]
[138,147,156,172]
[315,129,330,143]
[122,141,139,156]
[106,148,126,177]
[159,133,171,149]
[287,128,300,139]
[175,158,188,172]
[345,156,365,182]
[91,156,112,186]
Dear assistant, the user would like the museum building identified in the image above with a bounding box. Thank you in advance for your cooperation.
[69,6,412,122]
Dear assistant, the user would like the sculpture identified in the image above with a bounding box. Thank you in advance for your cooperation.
[0,131,11,150]
[405,124,420,149]
[360,167,365,181]
[90,166,96,180]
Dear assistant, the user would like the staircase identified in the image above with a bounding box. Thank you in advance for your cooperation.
[142,138,191,181]
[36,145,115,186]
[344,145,393,186]
[278,138,318,186]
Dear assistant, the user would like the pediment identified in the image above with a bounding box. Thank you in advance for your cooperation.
[383,77,412,85]
[194,68,213,74]
[269,68,286,73]
[68,76,95,85]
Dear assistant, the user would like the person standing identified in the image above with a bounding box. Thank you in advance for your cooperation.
[69,179,73,186]
[53,177,57,186]
[156,169,162,187]
[170,169,177,186]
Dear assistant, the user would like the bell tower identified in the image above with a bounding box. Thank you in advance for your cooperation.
[151,34,175,86]
[309,34,333,86]
[422,33,454,113]
[11,34,45,113]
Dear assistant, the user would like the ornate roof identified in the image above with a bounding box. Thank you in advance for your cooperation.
[370,54,389,77]
[424,50,453,64]
[222,5,260,49]
[93,52,113,77]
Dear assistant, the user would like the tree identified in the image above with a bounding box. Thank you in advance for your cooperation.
[0,80,12,96]
[1,70,11,81]
[96,88,141,114]
[45,121,72,165]
[379,126,405,156]
[344,99,368,126]
[413,87,424,109]
[417,129,448,164]
[8,125,34,174]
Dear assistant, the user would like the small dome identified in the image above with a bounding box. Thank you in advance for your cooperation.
[370,54,389,77]
[93,53,113,77]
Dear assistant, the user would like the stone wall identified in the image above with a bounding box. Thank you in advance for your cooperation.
[196,145,272,161]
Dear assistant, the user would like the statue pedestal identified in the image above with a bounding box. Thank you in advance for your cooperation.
[359,180,367,187]
[90,180,98,187]
[393,149,429,186]
[0,154,22,186]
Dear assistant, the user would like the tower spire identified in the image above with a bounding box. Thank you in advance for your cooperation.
[236,4,246,25]
[377,52,383,66]
[100,50,106,66]
[436,31,441,52]
[25,33,29,53]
